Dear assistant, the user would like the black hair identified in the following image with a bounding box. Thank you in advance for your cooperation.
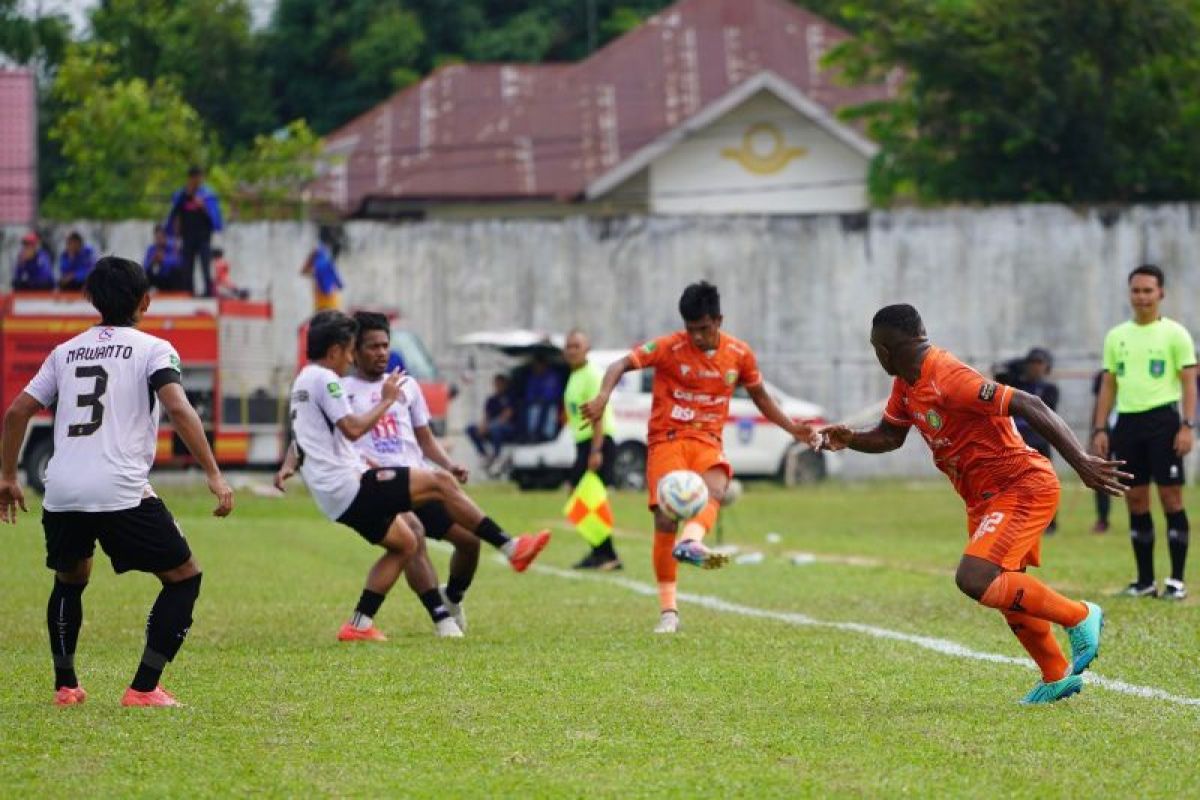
[1129,264,1164,287]
[306,310,358,360]
[352,311,390,346]
[67,230,83,244]
[153,223,166,234]
[871,304,924,337]
[188,165,203,177]
[678,281,721,322]
[494,373,510,384]
[85,256,150,326]
[211,247,224,258]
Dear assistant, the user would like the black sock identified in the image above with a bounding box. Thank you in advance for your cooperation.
[1166,510,1189,582]
[133,573,201,692]
[445,573,472,605]
[593,537,618,560]
[47,580,86,689]
[1130,512,1155,587]
[350,589,386,628]
[1095,491,1110,524]
[474,516,510,549]
[418,589,450,623]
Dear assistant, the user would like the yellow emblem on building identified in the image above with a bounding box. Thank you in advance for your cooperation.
[721,122,807,174]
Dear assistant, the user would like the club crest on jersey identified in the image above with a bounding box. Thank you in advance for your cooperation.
[724,369,738,385]
[680,365,691,376]
[1150,359,1166,377]
[327,381,344,398]
[925,409,943,429]
[642,341,658,354]
[169,354,181,372]
[977,383,997,402]
[98,327,114,341]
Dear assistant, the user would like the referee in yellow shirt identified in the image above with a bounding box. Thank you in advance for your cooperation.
[1092,265,1197,600]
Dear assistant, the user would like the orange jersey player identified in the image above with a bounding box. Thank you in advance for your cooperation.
[582,281,817,633]
[820,304,1129,704]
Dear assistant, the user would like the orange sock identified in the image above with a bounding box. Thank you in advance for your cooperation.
[653,531,678,611]
[979,572,1088,628]
[681,499,721,542]
[1001,610,1070,683]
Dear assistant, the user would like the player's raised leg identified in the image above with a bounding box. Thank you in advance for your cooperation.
[48,559,91,706]
[407,469,549,572]
[672,462,731,570]
[339,514,418,642]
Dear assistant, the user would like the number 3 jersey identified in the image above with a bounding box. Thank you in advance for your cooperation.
[23,325,181,512]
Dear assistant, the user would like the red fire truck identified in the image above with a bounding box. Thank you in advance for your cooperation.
[1,292,286,492]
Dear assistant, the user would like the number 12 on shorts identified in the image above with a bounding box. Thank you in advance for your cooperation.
[972,512,1005,541]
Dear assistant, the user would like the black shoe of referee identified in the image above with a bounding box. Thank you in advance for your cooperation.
[1120,581,1158,598]
[1161,579,1188,601]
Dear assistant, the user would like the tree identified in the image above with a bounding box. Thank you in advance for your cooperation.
[0,0,70,68]
[42,44,213,220]
[829,0,1200,203]
[208,120,324,220]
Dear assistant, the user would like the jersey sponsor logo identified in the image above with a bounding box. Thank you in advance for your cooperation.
[972,511,1005,541]
[680,365,691,376]
[670,404,696,422]
[292,389,310,402]
[169,354,181,372]
[925,410,943,430]
[327,381,344,398]
[642,341,658,354]
[977,383,997,402]
[1150,359,1166,377]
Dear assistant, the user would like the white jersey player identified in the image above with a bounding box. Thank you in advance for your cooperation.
[0,256,232,708]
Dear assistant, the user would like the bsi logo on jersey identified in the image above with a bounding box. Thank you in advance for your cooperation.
[327,382,344,398]
[169,354,181,372]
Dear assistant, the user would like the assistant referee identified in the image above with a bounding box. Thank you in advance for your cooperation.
[1092,264,1197,600]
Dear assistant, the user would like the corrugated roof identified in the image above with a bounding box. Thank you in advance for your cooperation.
[315,0,896,214]
[0,68,36,225]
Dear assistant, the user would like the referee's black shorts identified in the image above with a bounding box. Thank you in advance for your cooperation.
[568,435,616,488]
[1110,404,1185,487]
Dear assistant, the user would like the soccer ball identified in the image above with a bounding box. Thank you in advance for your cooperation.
[657,470,710,521]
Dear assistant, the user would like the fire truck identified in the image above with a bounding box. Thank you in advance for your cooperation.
[1,292,287,492]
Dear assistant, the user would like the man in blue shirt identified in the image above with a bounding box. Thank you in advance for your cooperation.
[12,232,53,291]
[165,166,224,297]
[522,357,564,442]
[58,231,96,291]
[466,374,516,467]
[143,224,180,290]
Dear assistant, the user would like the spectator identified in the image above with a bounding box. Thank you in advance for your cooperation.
[522,356,564,442]
[301,229,344,311]
[165,165,223,296]
[212,247,248,299]
[466,374,515,467]
[143,224,180,290]
[57,231,95,291]
[996,348,1060,533]
[11,232,53,291]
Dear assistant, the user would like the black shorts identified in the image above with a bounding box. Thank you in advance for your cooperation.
[413,502,454,540]
[336,467,413,544]
[1111,404,1185,487]
[43,497,191,574]
[568,436,617,487]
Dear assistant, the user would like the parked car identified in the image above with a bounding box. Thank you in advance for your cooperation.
[454,330,834,491]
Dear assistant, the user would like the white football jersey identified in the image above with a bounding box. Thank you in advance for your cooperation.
[289,364,364,520]
[24,325,181,512]
[343,374,430,469]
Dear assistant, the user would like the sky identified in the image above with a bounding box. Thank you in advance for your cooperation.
[19,0,279,33]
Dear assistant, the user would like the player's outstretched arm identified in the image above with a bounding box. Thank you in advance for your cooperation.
[0,393,42,522]
[581,355,635,426]
[746,383,819,446]
[1010,389,1131,497]
[415,425,469,483]
[274,440,299,492]
[337,369,405,441]
[818,418,908,454]
[158,383,234,517]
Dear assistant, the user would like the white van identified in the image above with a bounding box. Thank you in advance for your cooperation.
[455,331,834,491]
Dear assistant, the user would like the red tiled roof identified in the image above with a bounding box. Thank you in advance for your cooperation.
[315,0,896,214]
[0,68,37,225]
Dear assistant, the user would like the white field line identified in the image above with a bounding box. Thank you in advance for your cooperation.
[528,562,1200,709]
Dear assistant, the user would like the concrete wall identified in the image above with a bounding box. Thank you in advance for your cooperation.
[4,204,1199,478]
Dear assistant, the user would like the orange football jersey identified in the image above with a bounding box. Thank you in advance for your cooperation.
[629,330,763,446]
[883,347,1054,509]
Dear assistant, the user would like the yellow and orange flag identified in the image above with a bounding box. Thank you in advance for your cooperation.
[563,471,614,547]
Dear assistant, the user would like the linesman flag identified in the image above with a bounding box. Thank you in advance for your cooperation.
[563,471,613,547]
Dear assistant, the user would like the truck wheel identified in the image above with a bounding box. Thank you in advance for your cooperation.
[779,444,826,487]
[612,443,647,491]
[24,436,54,496]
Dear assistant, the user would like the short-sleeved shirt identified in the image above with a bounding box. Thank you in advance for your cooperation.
[24,326,181,512]
[564,361,615,443]
[289,364,364,520]
[1102,318,1197,414]
[629,330,762,447]
[883,347,1052,510]
[343,374,429,469]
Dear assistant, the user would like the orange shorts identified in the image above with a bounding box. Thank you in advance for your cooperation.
[963,473,1060,570]
[646,437,731,509]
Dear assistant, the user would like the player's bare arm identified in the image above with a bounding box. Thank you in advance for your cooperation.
[1009,389,1131,497]
[0,392,42,522]
[274,440,300,491]
[582,355,635,426]
[819,418,909,454]
[1090,371,1117,457]
[415,425,469,483]
[159,383,234,517]
[1175,365,1196,457]
[337,369,405,441]
[745,382,816,444]
[588,414,606,472]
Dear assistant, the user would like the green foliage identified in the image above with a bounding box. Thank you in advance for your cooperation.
[41,44,212,220]
[0,0,70,66]
[208,120,324,220]
[830,0,1200,203]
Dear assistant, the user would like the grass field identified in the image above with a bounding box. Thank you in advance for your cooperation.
[1,478,1198,798]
